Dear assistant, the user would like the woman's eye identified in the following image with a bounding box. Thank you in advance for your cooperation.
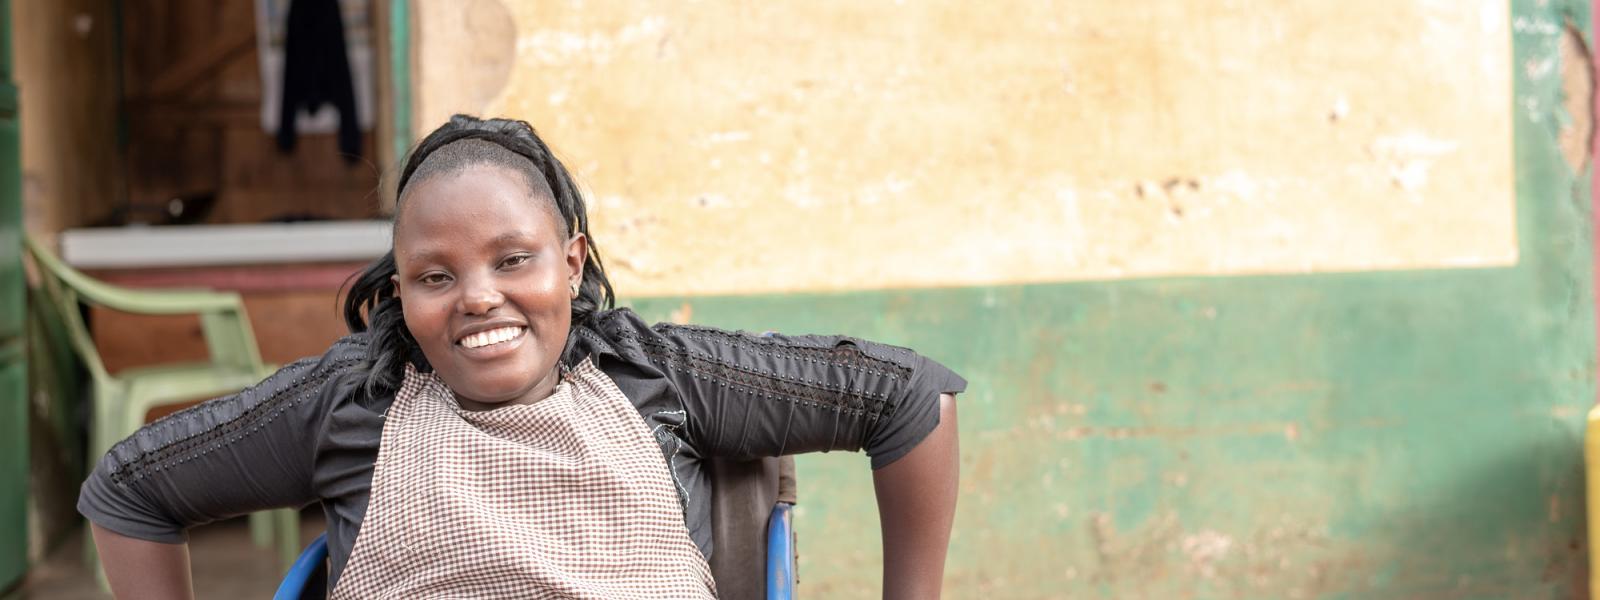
[500,254,531,269]
[419,273,451,285]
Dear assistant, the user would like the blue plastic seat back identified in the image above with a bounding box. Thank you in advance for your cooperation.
[272,533,327,600]
[766,502,797,600]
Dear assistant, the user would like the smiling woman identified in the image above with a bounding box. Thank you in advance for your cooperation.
[77,116,966,599]
[391,152,585,409]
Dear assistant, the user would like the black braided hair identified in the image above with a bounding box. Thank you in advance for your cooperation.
[340,115,615,401]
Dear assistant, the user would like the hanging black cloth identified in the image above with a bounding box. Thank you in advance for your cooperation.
[277,0,361,162]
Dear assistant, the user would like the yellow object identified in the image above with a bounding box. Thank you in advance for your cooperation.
[1585,404,1600,600]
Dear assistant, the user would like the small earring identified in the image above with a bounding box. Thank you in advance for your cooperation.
[570,281,580,298]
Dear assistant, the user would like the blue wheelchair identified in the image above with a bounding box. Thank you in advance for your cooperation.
[275,456,799,599]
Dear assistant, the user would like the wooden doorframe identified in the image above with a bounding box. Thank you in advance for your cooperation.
[375,0,411,214]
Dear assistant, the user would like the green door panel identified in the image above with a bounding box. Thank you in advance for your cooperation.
[0,0,28,590]
[0,360,26,589]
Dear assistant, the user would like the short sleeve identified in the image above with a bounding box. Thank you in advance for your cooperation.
[596,310,966,469]
[77,335,368,542]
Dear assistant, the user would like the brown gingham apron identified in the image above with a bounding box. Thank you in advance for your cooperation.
[330,360,717,599]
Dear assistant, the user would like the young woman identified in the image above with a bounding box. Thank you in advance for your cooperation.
[79,115,965,599]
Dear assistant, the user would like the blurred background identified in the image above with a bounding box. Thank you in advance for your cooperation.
[2,0,1597,598]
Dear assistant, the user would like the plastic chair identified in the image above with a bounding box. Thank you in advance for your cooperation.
[765,501,797,600]
[274,457,801,599]
[274,533,329,600]
[22,236,299,569]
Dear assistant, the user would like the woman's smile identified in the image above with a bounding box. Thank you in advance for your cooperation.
[457,325,526,350]
[454,324,529,362]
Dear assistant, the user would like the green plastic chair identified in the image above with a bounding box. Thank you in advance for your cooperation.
[22,235,299,571]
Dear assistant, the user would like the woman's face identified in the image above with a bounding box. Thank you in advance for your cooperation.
[391,164,587,410]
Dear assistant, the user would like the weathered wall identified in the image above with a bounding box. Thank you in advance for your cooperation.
[11,0,122,562]
[13,0,121,240]
[413,0,1596,596]
[417,0,1516,296]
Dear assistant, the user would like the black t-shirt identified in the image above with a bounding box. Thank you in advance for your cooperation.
[78,308,967,588]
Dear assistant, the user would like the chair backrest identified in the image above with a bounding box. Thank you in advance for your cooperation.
[709,455,798,598]
[21,234,267,379]
[272,534,328,600]
[766,501,796,599]
[22,236,113,386]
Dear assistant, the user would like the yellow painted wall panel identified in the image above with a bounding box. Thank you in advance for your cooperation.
[414,0,1515,295]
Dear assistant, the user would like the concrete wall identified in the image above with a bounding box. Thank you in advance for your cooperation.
[416,0,1517,296]
[413,0,1596,596]
[11,0,122,562]
[13,0,121,240]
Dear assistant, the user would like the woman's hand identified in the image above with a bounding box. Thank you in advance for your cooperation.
[873,392,959,599]
[91,523,194,600]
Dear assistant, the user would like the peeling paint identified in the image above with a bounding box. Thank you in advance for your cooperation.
[1181,531,1235,578]
[1369,133,1463,192]
[1328,95,1351,122]
[515,16,669,65]
[1557,20,1594,172]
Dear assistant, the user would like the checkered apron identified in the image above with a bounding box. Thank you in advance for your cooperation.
[329,359,717,599]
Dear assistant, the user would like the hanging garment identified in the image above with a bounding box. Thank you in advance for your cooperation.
[278,0,361,162]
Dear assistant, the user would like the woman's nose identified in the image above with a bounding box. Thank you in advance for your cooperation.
[458,276,505,315]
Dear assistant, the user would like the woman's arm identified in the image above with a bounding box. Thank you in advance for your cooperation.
[91,523,193,600]
[874,393,959,600]
[78,335,368,594]
[597,311,967,466]
[593,310,967,594]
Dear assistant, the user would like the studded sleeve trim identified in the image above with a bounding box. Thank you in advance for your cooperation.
[597,310,966,469]
[77,335,369,543]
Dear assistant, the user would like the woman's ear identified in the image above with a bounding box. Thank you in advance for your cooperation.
[565,233,589,283]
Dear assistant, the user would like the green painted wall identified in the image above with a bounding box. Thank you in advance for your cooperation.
[627,0,1599,596]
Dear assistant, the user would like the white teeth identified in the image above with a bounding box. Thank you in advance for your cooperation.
[459,326,523,349]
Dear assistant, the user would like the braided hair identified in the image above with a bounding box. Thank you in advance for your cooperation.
[340,115,615,401]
